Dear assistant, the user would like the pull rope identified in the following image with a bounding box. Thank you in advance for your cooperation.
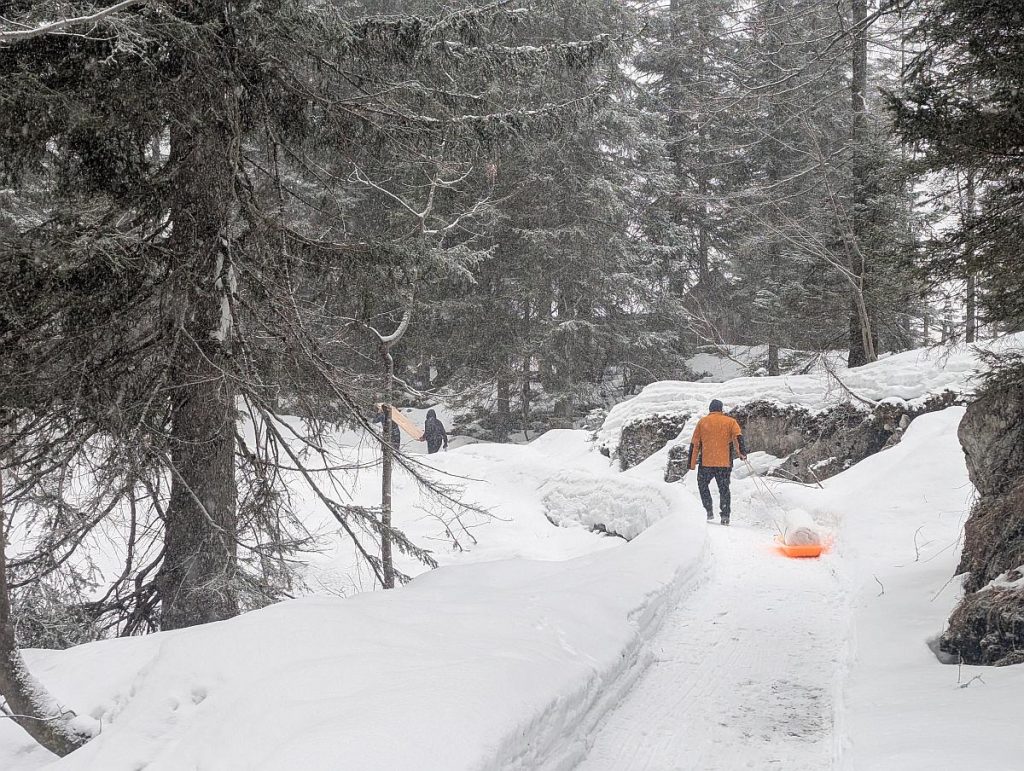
[743,458,786,537]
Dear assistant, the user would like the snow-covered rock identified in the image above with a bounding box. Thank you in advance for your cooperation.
[942,361,1024,666]
[597,336,1024,483]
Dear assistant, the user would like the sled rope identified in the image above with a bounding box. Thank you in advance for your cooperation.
[743,459,786,537]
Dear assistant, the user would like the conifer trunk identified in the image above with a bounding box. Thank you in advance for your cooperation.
[847,0,877,367]
[380,349,396,590]
[964,172,977,342]
[496,375,511,441]
[157,14,240,629]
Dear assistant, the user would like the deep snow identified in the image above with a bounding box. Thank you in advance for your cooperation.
[1,430,708,771]
[5,340,1024,770]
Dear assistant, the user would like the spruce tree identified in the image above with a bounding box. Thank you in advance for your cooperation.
[892,0,1024,330]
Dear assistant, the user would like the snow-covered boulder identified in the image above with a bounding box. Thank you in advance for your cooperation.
[539,470,678,540]
[597,338,1024,483]
[615,413,690,471]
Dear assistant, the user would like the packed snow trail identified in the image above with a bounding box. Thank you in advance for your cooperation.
[576,521,844,771]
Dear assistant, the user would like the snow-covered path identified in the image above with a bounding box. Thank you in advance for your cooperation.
[577,522,845,771]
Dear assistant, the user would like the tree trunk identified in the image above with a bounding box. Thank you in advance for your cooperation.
[964,172,977,343]
[847,0,876,368]
[521,355,532,439]
[380,349,396,590]
[767,340,781,377]
[157,34,240,629]
[496,374,511,442]
[0,476,87,755]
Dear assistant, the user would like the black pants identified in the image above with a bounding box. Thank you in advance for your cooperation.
[697,466,732,516]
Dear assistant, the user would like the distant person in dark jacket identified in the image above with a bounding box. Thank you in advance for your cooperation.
[688,399,747,525]
[423,408,448,454]
[372,404,402,450]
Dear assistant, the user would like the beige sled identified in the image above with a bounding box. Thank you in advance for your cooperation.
[376,404,424,441]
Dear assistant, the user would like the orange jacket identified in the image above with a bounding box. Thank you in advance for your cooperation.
[688,412,744,470]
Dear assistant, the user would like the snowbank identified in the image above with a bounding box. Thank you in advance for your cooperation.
[6,513,705,771]
[598,335,1024,456]
[768,408,1024,770]
[539,470,677,540]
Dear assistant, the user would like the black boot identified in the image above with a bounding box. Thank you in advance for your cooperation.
[720,513,730,526]
[706,509,714,521]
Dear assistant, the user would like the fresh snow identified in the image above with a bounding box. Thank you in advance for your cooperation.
[5,339,1024,771]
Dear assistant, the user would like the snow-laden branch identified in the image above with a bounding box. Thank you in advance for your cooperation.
[0,0,144,44]
[377,308,412,345]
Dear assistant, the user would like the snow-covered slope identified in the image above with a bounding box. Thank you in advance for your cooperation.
[6,339,1023,771]
[599,335,1024,457]
[1,429,709,771]
[5,517,707,771]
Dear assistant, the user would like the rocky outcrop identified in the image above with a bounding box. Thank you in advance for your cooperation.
[940,375,1024,666]
[609,392,963,484]
[731,392,962,484]
[664,445,690,483]
[616,413,690,471]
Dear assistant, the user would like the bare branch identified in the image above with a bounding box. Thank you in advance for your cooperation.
[0,0,145,44]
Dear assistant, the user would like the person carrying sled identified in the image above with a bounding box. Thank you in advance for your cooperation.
[688,399,747,525]
[372,404,402,450]
[422,408,449,454]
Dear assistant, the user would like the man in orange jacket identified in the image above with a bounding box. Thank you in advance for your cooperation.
[688,399,747,525]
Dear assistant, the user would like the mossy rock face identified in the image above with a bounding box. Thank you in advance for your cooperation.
[618,413,690,471]
[955,384,1024,592]
[941,578,1024,667]
[942,374,1024,666]
[665,445,689,483]
[615,390,964,484]
[730,391,963,484]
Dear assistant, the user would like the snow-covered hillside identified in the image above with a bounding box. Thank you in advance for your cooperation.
[1,431,709,771]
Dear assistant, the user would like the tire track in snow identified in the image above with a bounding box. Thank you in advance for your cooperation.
[574,523,843,771]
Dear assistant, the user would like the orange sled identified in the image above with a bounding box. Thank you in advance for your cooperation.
[774,535,832,559]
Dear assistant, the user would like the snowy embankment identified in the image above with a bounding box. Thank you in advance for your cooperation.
[3,429,709,771]
[11,517,706,771]
[770,408,1024,770]
[598,335,1024,460]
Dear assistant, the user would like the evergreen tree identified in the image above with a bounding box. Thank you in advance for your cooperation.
[892,0,1024,330]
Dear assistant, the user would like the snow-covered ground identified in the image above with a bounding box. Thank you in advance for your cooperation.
[5,338,1024,770]
[685,345,846,382]
[574,407,1024,771]
[1,429,710,771]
